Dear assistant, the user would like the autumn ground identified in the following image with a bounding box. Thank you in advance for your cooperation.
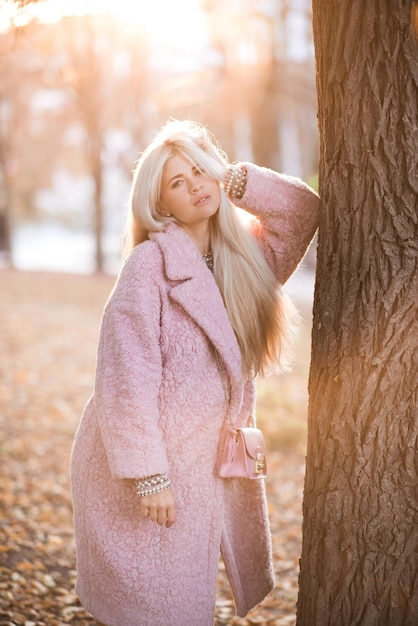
[0,269,313,626]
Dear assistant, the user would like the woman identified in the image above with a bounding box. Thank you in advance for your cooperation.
[70,119,319,626]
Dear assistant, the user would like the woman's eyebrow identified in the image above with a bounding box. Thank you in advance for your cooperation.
[167,173,184,184]
[167,166,200,185]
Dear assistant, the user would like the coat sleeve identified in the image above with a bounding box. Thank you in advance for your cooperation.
[234,162,319,284]
[93,243,170,480]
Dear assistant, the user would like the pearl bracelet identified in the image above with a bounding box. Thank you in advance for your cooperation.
[224,165,247,199]
[135,473,171,498]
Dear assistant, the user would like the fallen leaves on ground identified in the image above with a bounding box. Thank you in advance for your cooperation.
[0,269,308,626]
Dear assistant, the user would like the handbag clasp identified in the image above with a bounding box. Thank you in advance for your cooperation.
[255,452,266,474]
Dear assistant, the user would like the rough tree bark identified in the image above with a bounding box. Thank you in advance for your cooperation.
[297,2,418,625]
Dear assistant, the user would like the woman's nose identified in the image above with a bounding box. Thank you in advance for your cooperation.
[190,178,203,192]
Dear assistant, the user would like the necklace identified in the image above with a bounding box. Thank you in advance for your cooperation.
[202,250,214,272]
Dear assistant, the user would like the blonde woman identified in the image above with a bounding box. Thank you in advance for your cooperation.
[70,119,318,626]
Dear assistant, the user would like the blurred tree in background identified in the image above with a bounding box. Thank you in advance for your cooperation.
[0,0,317,272]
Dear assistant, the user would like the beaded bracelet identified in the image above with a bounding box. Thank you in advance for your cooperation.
[224,165,248,199]
[135,473,171,498]
[136,473,169,489]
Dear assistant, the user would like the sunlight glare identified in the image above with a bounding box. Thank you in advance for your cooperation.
[105,0,207,48]
[0,0,208,50]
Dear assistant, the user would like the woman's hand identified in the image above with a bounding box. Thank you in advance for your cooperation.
[139,487,176,527]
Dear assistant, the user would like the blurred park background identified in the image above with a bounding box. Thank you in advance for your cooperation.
[0,0,318,275]
[1,1,319,624]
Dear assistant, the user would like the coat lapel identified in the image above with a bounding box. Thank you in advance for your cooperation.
[150,225,244,415]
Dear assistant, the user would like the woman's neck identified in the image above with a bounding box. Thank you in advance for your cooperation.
[182,223,211,255]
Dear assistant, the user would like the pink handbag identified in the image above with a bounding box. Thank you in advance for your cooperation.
[215,350,267,480]
[219,426,267,479]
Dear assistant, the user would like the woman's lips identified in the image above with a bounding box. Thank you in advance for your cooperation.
[194,194,210,206]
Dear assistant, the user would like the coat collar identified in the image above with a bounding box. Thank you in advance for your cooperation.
[149,225,244,411]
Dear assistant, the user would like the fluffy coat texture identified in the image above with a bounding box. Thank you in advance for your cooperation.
[70,163,319,626]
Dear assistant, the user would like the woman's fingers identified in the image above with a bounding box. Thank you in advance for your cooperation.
[139,499,150,518]
[139,487,175,527]
[166,505,176,528]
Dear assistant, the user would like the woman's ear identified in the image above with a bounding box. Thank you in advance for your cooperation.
[157,201,172,217]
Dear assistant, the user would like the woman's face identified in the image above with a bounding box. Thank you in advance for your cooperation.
[159,154,220,239]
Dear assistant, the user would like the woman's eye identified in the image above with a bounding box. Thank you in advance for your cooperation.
[172,179,183,188]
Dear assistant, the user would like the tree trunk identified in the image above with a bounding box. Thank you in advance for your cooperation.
[250,61,280,169]
[91,143,103,273]
[76,17,105,274]
[0,150,12,265]
[297,2,418,625]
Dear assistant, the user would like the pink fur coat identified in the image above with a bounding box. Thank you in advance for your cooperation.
[70,163,319,626]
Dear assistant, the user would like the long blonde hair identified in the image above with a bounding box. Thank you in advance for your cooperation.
[125,119,296,377]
